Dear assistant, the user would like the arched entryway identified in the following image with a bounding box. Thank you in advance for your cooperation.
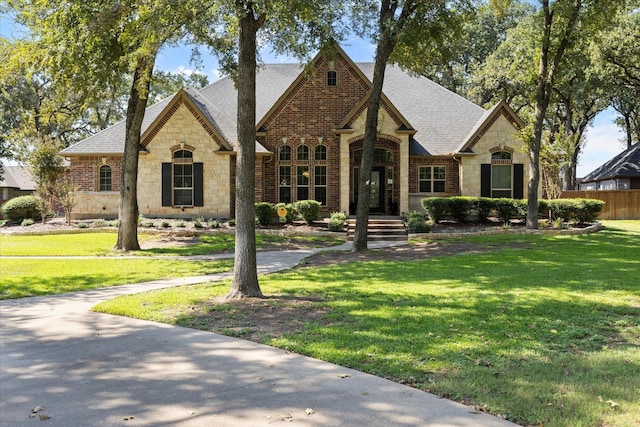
[349,140,400,215]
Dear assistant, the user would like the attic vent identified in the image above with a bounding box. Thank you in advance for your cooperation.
[327,70,337,86]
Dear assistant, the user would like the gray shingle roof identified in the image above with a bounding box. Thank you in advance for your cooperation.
[60,58,493,158]
[357,63,486,155]
[0,165,36,191]
[580,143,640,182]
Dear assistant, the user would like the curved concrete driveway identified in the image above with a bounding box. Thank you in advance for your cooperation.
[1,245,518,426]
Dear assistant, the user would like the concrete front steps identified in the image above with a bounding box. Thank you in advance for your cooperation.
[346,217,407,242]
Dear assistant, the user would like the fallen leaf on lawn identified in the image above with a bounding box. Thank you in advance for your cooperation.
[338,374,350,378]
[597,396,603,402]
[305,408,315,416]
[606,400,619,409]
[39,414,50,420]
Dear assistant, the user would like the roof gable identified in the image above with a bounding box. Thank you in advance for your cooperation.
[141,89,233,151]
[580,142,640,182]
[457,100,524,153]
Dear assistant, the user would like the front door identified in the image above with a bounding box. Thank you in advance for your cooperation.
[369,167,385,213]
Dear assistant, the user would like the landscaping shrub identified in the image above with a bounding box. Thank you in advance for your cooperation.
[21,218,35,227]
[275,202,297,223]
[1,195,40,222]
[294,200,321,224]
[573,198,604,224]
[476,197,493,223]
[175,219,186,228]
[421,197,448,223]
[514,199,528,221]
[328,211,347,232]
[193,217,205,229]
[493,198,517,225]
[405,210,430,233]
[547,199,576,222]
[208,218,221,229]
[255,202,276,226]
[448,196,475,223]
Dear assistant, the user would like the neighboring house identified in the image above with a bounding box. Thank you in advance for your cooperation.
[578,143,640,190]
[0,164,36,206]
[60,44,533,219]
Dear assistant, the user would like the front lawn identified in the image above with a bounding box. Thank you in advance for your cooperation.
[0,258,233,299]
[95,221,640,427]
[0,231,344,257]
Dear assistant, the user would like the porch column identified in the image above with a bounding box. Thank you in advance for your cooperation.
[339,133,351,214]
[400,135,409,214]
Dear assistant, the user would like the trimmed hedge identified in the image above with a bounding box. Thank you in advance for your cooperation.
[421,196,604,225]
[1,195,40,222]
[328,211,347,232]
[295,200,322,224]
[405,210,430,233]
[255,202,276,226]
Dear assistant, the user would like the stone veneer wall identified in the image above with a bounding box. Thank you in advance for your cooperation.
[138,104,231,218]
[459,114,533,197]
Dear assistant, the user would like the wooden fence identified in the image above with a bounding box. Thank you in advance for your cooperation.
[561,190,640,220]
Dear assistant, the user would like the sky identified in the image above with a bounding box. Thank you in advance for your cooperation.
[1,13,627,178]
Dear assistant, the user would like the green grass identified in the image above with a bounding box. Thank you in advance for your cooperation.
[137,233,344,256]
[0,258,233,299]
[0,232,344,257]
[0,232,124,256]
[95,221,640,427]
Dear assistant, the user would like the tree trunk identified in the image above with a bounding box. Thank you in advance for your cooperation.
[352,0,410,252]
[115,65,153,251]
[226,1,264,299]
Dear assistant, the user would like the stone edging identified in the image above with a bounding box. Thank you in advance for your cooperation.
[409,221,603,240]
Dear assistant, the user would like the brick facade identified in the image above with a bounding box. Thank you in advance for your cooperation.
[64,52,529,219]
[257,54,371,214]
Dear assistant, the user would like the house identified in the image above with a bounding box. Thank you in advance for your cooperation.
[0,164,36,206]
[578,143,640,190]
[60,45,533,219]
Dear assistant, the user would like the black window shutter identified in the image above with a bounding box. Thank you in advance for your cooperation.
[513,163,524,199]
[481,164,491,197]
[193,163,204,206]
[194,163,204,206]
[162,163,172,206]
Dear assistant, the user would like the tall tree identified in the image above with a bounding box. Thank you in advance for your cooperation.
[350,0,470,252]
[526,0,625,228]
[9,0,206,250]
[226,0,265,298]
[194,0,344,297]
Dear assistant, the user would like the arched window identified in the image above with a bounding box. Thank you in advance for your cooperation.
[99,165,112,191]
[173,150,193,206]
[279,145,291,161]
[297,145,309,161]
[314,145,327,161]
[491,151,512,198]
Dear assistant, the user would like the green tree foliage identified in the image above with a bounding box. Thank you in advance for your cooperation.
[594,9,640,148]
[396,1,534,95]
[350,0,471,252]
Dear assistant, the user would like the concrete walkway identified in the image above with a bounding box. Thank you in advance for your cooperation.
[0,243,518,426]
